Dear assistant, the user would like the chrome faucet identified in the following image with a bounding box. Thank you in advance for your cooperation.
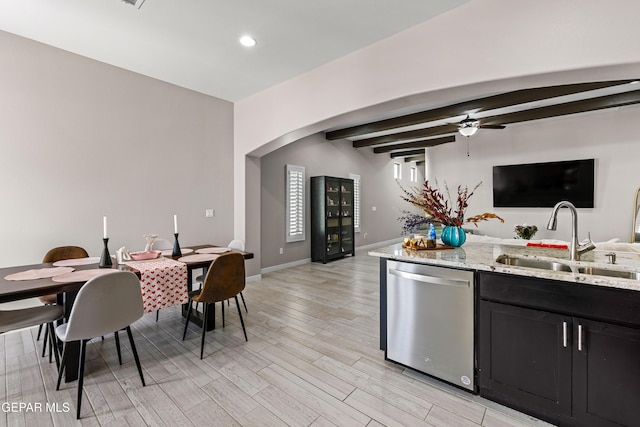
[546,201,596,261]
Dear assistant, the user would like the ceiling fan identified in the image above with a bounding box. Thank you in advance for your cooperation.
[458,115,505,136]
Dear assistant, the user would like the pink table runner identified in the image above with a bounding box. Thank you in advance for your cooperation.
[124,257,188,313]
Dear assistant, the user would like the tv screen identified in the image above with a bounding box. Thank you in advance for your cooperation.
[493,159,595,208]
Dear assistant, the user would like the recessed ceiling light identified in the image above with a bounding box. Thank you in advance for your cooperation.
[239,35,257,47]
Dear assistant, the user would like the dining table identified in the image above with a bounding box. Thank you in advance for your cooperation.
[0,244,253,382]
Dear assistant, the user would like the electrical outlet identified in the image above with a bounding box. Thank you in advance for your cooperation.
[372,206,377,211]
[205,209,214,218]
[279,248,283,255]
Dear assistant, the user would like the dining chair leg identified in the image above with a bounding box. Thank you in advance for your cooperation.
[221,300,225,328]
[48,322,60,369]
[234,295,248,342]
[200,303,208,359]
[42,324,49,358]
[56,344,68,391]
[182,300,193,341]
[114,330,122,365]
[76,340,88,419]
[37,323,43,340]
[155,309,160,322]
[126,326,146,386]
[240,291,248,313]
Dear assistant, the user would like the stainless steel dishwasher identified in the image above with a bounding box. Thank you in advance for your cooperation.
[386,260,475,391]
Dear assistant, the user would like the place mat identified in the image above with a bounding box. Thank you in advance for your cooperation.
[195,247,230,254]
[52,268,118,283]
[4,267,75,281]
[160,248,194,256]
[52,257,100,267]
[177,253,220,263]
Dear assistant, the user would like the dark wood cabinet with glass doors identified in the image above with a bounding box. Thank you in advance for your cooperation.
[311,176,355,263]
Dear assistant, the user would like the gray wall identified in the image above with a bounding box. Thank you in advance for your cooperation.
[428,106,640,243]
[0,31,235,267]
[260,133,424,269]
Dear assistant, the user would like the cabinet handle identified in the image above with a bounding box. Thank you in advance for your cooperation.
[578,324,583,351]
[562,321,567,348]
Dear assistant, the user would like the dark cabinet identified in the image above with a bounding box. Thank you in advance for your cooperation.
[311,176,355,263]
[479,302,572,421]
[478,271,640,427]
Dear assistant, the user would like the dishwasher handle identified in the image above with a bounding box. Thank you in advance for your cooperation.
[388,268,470,288]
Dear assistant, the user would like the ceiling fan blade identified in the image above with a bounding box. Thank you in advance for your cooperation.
[479,124,506,129]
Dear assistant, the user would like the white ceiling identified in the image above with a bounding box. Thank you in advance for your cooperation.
[0,0,469,102]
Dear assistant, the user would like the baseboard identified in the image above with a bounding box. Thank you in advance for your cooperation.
[260,257,312,274]
[246,274,262,282]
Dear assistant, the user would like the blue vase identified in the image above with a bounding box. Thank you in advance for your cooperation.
[441,226,466,247]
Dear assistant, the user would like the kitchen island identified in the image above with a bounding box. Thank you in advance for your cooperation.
[370,240,640,427]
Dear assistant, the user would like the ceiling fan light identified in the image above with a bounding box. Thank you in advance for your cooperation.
[458,117,479,137]
[458,126,478,137]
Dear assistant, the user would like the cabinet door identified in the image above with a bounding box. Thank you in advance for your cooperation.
[573,318,640,427]
[479,301,572,420]
[325,178,342,258]
[339,179,354,255]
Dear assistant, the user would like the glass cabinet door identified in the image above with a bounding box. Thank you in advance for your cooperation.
[340,179,354,254]
[326,178,341,256]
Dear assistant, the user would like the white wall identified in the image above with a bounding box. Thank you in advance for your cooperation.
[234,0,640,268]
[0,31,235,267]
[427,107,640,243]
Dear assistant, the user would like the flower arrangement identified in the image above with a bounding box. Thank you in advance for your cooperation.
[398,180,504,234]
[515,224,538,240]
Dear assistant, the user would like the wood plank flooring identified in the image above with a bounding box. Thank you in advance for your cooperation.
[0,249,553,426]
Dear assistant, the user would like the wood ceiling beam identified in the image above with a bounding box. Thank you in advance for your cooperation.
[404,156,425,163]
[326,80,635,140]
[389,149,424,158]
[356,88,640,146]
[354,124,457,147]
[372,135,455,153]
[479,89,640,126]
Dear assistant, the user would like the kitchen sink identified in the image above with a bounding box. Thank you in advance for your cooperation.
[577,266,640,280]
[495,254,572,272]
[495,254,640,280]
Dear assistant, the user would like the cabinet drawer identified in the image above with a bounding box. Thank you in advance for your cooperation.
[478,272,640,326]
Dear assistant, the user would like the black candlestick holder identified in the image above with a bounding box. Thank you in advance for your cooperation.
[99,238,113,268]
[172,233,182,257]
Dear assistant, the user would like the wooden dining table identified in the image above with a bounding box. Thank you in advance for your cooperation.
[0,244,253,382]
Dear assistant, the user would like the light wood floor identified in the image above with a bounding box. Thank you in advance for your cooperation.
[0,249,553,426]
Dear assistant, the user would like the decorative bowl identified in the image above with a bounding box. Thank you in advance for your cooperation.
[129,250,162,261]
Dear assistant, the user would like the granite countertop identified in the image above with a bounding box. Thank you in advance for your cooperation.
[369,241,640,292]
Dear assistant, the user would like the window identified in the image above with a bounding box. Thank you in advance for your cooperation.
[285,164,305,242]
[349,173,361,233]
[393,162,402,179]
[410,166,418,183]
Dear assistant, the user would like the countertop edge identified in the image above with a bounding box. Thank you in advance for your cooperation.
[369,242,640,292]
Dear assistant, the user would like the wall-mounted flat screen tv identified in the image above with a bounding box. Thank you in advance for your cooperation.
[493,159,595,208]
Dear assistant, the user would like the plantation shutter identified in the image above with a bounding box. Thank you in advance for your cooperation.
[349,173,361,233]
[286,165,305,242]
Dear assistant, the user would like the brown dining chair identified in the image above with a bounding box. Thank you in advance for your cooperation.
[182,252,248,359]
[38,246,89,360]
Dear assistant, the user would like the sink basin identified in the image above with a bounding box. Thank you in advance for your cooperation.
[495,254,572,272]
[577,266,640,280]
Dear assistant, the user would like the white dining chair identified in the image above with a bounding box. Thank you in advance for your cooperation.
[151,238,173,250]
[55,271,146,419]
[0,305,64,368]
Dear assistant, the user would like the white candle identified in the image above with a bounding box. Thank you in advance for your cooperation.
[103,216,108,239]
[173,214,178,234]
